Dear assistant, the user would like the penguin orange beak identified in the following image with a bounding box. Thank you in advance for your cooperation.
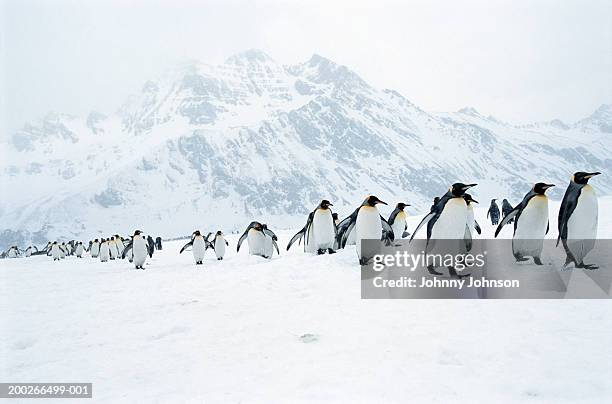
[463,184,477,190]
[586,172,601,178]
[543,184,555,189]
[377,200,388,206]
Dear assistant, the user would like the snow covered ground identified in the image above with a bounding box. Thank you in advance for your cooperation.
[1,198,611,402]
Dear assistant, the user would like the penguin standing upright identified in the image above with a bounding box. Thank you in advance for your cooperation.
[50,242,62,261]
[180,230,208,265]
[99,239,110,262]
[24,246,34,257]
[410,183,477,276]
[287,200,336,254]
[237,221,279,259]
[212,231,228,260]
[114,235,124,257]
[557,171,601,269]
[59,243,67,259]
[108,237,117,260]
[336,196,394,264]
[388,202,411,239]
[122,230,153,270]
[495,183,555,265]
[464,194,481,237]
[502,199,514,224]
[75,242,84,258]
[147,235,155,257]
[487,199,500,225]
[7,246,19,258]
[155,237,163,251]
[90,239,100,258]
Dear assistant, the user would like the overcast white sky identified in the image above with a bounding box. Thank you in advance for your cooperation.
[1,0,611,135]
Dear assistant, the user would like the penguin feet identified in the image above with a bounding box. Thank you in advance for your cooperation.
[196,261,203,265]
[217,257,223,261]
[427,265,443,275]
[533,257,544,266]
[327,248,336,254]
[514,255,529,262]
[448,266,470,279]
[317,249,325,255]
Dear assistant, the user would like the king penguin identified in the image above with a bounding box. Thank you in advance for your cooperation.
[464,194,481,238]
[122,230,153,269]
[557,171,601,269]
[388,202,411,239]
[99,239,110,262]
[180,230,208,265]
[287,199,336,254]
[211,230,229,260]
[237,221,280,259]
[336,196,394,265]
[410,183,477,276]
[495,182,555,265]
[75,242,84,258]
[50,241,62,261]
[90,239,100,258]
[487,199,500,225]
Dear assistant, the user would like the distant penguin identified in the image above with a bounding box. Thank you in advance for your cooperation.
[287,200,336,254]
[51,242,62,261]
[464,194,481,237]
[336,196,394,265]
[7,246,19,258]
[155,237,163,251]
[147,236,155,257]
[388,202,411,239]
[180,230,208,265]
[487,199,500,225]
[60,243,67,259]
[237,221,280,259]
[24,246,34,257]
[557,171,601,269]
[122,230,153,269]
[114,235,124,257]
[90,239,100,258]
[108,237,117,260]
[75,242,84,258]
[99,239,110,262]
[501,199,514,224]
[495,183,555,265]
[410,183,477,276]
[212,231,228,260]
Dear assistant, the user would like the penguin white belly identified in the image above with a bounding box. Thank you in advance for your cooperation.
[346,227,356,246]
[115,240,124,256]
[567,185,598,240]
[514,197,549,239]
[8,249,17,258]
[133,238,148,267]
[312,209,335,250]
[466,207,475,236]
[263,235,274,258]
[356,206,382,259]
[431,199,468,239]
[99,244,110,262]
[214,238,226,259]
[91,243,100,257]
[25,248,32,257]
[391,212,407,239]
[52,245,61,260]
[248,230,268,257]
[192,237,206,262]
[75,245,84,257]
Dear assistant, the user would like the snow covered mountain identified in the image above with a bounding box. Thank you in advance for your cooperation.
[1,49,611,248]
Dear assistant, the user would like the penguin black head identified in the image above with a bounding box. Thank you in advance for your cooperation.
[253,222,263,231]
[94,238,98,242]
[193,230,201,236]
[332,213,339,220]
[433,197,440,204]
[450,183,477,197]
[319,199,333,209]
[572,171,601,185]
[463,194,478,205]
[533,183,555,195]
[133,230,143,236]
[491,198,497,202]
[216,230,223,236]
[396,202,410,210]
[364,195,387,206]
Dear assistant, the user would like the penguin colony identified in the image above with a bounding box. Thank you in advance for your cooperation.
[1,172,601,271]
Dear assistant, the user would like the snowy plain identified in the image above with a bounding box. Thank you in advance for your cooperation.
[1,198,611,403]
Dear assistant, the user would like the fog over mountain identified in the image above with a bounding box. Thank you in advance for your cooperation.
[1,50,611,248]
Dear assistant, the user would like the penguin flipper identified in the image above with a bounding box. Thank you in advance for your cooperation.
[380,215,395,242]
[557,185,580,246]
[121,242,133,259]
[474,220,482,235]
[409,212,435,243]
[179,240,193,254]
[494,208,519,238]
[272,239,280,256]
[286,229,305,251]
[337,207,360,248]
